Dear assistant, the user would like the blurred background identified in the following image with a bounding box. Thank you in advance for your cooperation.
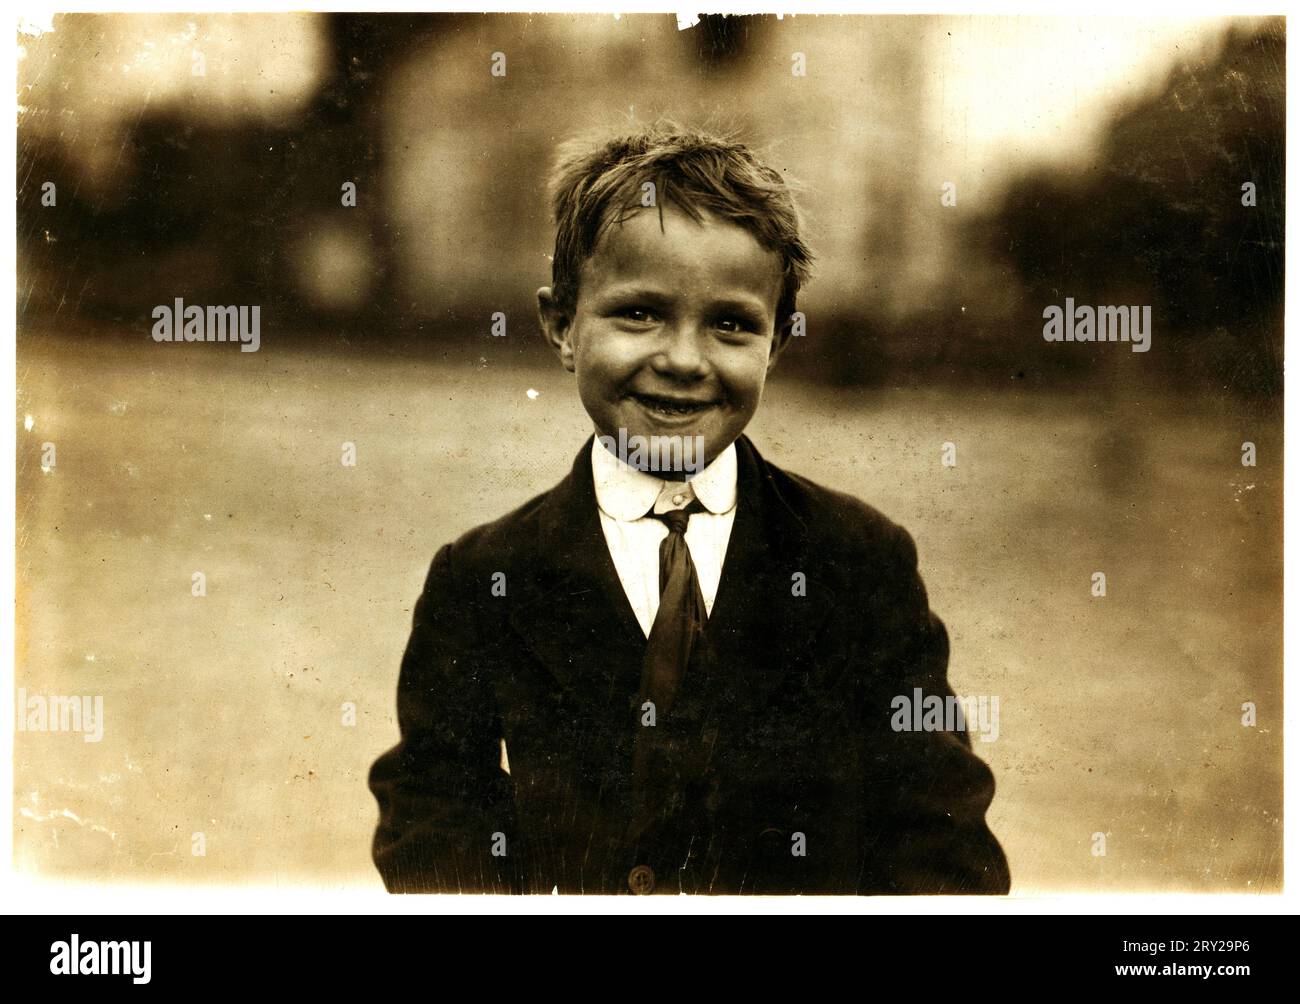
[15,13,1283,892]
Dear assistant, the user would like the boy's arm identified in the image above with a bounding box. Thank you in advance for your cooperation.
[368,543,517,893]
[854,524,1011,894]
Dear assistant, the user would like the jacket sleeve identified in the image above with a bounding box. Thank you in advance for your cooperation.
[854,523,1011,894]
[367,543,518,893]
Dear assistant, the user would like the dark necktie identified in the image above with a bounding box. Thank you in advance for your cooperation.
[629,488,709,850]
[638,493,707,718]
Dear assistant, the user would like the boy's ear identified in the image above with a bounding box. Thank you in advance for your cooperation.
[768,309,797,372]
[537,286,576,373]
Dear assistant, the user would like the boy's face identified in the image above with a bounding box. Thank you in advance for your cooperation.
[539,202,791,474]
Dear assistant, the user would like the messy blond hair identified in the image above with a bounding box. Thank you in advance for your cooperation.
[546,123,814,328]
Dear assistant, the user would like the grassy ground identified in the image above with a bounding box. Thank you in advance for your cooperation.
[14,332,1282,892]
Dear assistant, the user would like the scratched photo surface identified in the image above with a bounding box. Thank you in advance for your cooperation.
[15,13,1282,892]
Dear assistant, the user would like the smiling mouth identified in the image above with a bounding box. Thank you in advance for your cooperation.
[627,392,720,418]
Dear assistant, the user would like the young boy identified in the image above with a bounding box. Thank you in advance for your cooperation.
[368,126,1010,895]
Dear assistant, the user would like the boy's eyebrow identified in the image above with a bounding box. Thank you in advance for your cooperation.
[594,284,675,304]
[707,295,771,319]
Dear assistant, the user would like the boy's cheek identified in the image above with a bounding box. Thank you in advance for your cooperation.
[574,335,641,387]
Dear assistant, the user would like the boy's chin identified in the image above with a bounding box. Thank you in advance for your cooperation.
[594,424,735,477]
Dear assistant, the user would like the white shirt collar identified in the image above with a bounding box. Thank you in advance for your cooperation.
[591,435,738,522]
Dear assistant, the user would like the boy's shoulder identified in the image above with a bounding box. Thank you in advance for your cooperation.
[761,455,910,547]
[433,482,556,575]
[750,443,921,577]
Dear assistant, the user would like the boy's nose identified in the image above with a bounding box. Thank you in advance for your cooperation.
[651,324,708,379]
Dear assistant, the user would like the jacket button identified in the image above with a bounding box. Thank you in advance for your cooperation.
[757,827,785,855]
[628,865,656,895]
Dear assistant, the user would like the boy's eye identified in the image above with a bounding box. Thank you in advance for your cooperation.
[617,307,657,324]
[715,316,758,335]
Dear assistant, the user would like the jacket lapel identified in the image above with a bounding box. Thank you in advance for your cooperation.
[690,435,838,714]
[506,437,648,715]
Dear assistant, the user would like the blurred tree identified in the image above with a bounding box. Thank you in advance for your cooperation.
[972,19,1283,397]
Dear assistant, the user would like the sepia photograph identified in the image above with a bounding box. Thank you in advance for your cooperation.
[10,8,1285,904]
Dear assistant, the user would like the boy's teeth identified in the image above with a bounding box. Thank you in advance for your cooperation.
[639,395,706,414]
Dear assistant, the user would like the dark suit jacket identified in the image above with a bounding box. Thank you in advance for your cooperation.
[369,435,1010,894]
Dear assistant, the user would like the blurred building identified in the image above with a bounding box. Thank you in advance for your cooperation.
[17,13,1282,394]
